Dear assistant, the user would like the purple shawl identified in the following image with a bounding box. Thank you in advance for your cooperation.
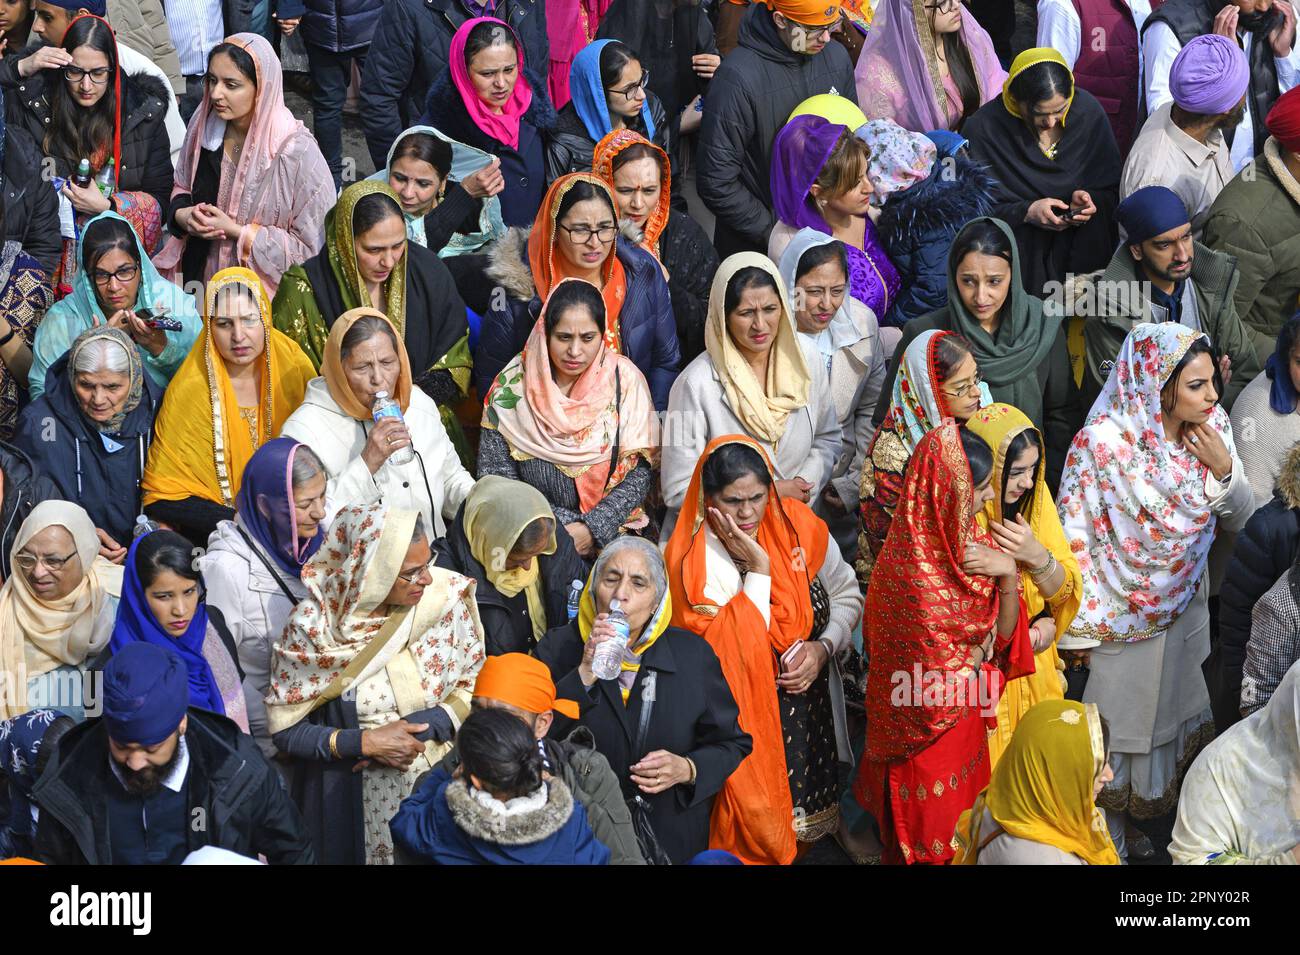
[770,114,850,233]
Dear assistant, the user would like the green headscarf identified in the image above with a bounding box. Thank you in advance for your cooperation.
[325,180,408,330]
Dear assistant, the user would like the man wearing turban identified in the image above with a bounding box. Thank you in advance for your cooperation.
[30,642,314,864]
[1122,34,1247,235]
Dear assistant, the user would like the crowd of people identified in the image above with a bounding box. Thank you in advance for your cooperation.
[1,0,1299,867]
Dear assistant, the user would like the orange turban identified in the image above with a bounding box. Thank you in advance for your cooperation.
[769,0,843,24]
[1267,87,1300,154]
[473,653,581,719]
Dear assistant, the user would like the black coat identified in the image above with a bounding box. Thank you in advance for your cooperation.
[12,353,159,547]
[360,0,549,169]
[32,709,315,865]
[657,211,718,365]
[544,95,671,185]
[0,439,59,580]
[275,0,384,52]
[536,621,751,865]
[6,68,173,216]
[432,502,588,656]
[696,3,856,258]
[3,124,61,274]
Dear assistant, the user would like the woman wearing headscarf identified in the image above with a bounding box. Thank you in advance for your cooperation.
[967,403,1082,765]
[663,437,861,864]
[419,17,556,229]
[953,700,1119,864]
[1058,323,1254,860]
[768,115,900,320]
[592,129,718,364]
[14,327,160,563]
[480,279,659,558]
[142,267,315,548]
[271,181,471,419]
[279,309,475,539]
[29,211,200,400]
[0,200,53,440]
[855,422,1032,865]
[267,503,485,865]
[434,476,587,657]
[200,438,326,758]
[854,0,1005,133]
[963,48,1121,295]
[856,329,990,587]
[1171,658,1300,865]
[104,529,248,733]
[778,229,887,553]
[547,0,613,110]
[0,502,123,722]
[477,172,679,409]
[152,34,333,297]
[662,254,840,540]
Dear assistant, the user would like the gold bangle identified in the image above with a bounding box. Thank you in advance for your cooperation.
[685,757,698,786]
[328,729,342,760]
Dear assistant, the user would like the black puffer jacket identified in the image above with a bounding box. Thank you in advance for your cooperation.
[1212,442,1300,732]
[0,440,59,580]
[7,68,173,215]
[544,95,671,184]
[275,0,384,52]
[3,123,61,274]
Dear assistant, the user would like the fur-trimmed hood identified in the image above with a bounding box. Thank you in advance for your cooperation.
[484,225,535,301]
[446,777,575,846]
[876,152,999,252]
[1277,440,1300,510]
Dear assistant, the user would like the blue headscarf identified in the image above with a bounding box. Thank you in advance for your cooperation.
[236,438,324,579]
[570,39,656,145]
[1267,313,1300,414]
[925,129,968,157]
[0,709,61,858]
[109,532,224,716]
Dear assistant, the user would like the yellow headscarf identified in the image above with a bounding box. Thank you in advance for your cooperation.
[462,476,555,641]
[705,253,811,445]
[954,700,1119,866]
[1001,47,1075,123]
[142,267,316,508]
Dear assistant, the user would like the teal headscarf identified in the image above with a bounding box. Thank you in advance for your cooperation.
[367,125,506,256]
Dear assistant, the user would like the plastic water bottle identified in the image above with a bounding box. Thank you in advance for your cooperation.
[566,579,583,622]
[95,158,115,197]
[132,515,160,539]
[591,599,630,681]
[73,158,93,189]
[371,391,414,465]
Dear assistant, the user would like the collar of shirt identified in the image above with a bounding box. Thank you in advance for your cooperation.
[108,735,190,795]
[1162,107,1220,168]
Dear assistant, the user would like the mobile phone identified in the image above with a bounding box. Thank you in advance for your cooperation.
[1060,207,1077,222]
[135,308,183,332]
[780,640,807,674]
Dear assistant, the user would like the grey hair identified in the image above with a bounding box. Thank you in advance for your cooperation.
[411,513,427,544]
[340,315,399,363]
[289,445,325,489]
[71,336,131,377]
[592,536,668,607]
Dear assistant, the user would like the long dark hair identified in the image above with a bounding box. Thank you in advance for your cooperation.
[1007,60,1072,114]
[134,530,201,589]
[1001,428,1043,521]
[959,426,994,487]
[941,33,981,127]
[45,15,118,172]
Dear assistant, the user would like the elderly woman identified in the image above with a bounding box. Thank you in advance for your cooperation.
[661,254,840,540]
[142,268,315,548]
[280,308,475,541]
[663,437,863,864]
[28,212,200,400]
[267,504,486,865]
[480,279,659,557]
[200,438,326,757]
[535,534,751,865]
[435,476,587,657]
[14,328,160,565]
[0,502,123,722]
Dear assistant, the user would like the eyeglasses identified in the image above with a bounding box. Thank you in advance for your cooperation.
[558,223,617,244]
[607,70,650,100]
[90,263,140,286]
[924,0,961,12]
[942,371,983,399]
[783,13,842,41]
[396,561,431,584]
[15,550,78,573]
[63,66,112,85]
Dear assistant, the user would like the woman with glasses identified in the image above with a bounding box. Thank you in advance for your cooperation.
[418,17,556,229]
[279,308,476,541]
[5,14,173,295]
[880,218,1080,490]
[477,173,679,409]
[0,501,122,722]
[963,48,1121,295]
[15,327,159,566]
[28,212,200,401]
[545,40,673,196]
[266,503,485,865]
[141,268,315,549]
[855,0,1005,134]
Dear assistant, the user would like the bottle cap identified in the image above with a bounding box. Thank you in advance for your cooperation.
[609,599,621,612]
[571,579,583,589]
[374,391,388,399]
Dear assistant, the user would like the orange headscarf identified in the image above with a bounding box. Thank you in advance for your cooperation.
[528,173,628,351]
[321,307,413,420]
[591,129,672,253]
[663,434,829,866]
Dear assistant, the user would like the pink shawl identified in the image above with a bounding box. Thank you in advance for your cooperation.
[451,17,534,151]
[152,33,332,296]
[546,0,613,109]
[854,0,1005,132]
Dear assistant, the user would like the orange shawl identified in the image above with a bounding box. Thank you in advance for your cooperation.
[591,129,672,253]
[664,434,829,865]
[528,173,628,351]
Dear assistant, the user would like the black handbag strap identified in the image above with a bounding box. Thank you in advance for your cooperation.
[235,524,300,604]
[633,669,656,759]
[608,366,622,480]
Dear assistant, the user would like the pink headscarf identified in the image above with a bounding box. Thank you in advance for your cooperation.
[451,17,534,150]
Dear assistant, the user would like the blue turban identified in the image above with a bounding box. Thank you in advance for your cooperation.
[103,642,190,746]
[924,129,968,158]
[45,0,107,15]
[1116,186,1190,245]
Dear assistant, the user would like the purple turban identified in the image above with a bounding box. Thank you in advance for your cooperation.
[1169,35,1249,116]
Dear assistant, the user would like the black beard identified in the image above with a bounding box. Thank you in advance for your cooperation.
[116,743,182,797]
[1239,7,1281,31]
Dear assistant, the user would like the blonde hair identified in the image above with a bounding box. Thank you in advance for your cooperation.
[813,130,871,203]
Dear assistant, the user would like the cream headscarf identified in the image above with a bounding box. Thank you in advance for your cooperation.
[462,476,556,641]
[0,501,124,719]
[705,253,811,445]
